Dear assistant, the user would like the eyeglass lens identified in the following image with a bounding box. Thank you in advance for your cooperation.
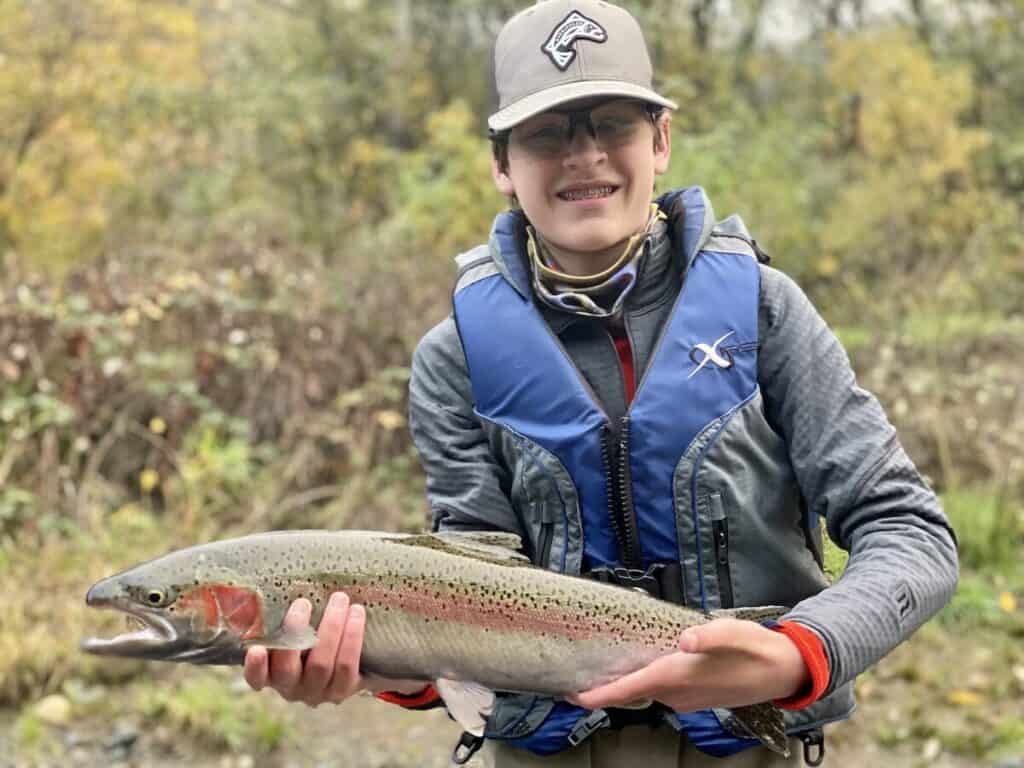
[510,100,650,157]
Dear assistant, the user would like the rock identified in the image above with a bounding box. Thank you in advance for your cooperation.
[34,694,72,726]
[104,725,139,752]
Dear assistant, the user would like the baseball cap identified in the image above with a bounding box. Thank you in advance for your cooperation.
[489,0,677,133]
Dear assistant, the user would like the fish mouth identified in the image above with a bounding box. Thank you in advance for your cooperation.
[80,595,181,657]
[81,592,241,665]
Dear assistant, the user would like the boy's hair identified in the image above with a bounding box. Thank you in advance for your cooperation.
[489,104,670,175]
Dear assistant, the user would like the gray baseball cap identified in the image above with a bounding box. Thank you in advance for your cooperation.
[489,0,677,133]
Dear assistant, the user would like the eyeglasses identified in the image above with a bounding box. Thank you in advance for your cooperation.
[497,100,658,159]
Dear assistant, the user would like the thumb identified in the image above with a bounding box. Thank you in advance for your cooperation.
[679,618,752,654]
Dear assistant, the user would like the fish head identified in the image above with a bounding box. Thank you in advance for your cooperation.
[81,546,264,665]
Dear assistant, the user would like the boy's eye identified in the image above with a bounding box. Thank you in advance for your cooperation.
[593,116,638,142]
[523,124,566,144]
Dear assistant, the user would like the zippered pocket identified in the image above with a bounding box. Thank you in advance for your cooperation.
[534,499,555,570]
[709,492,734,609]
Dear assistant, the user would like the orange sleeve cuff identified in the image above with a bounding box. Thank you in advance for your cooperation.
[375,684,442,710]
[771,621,830,710]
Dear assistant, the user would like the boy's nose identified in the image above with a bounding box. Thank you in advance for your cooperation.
[563,128,606,168]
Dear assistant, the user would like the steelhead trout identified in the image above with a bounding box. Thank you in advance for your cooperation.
[83,530,790,755]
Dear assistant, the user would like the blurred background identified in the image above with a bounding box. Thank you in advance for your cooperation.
[0,0,1021,766]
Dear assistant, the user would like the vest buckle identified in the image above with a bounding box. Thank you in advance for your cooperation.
[585,563,684,604]
[800,728,826,767]
[567,708,611,747]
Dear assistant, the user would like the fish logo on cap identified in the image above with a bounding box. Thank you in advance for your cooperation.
[541,11,608,71]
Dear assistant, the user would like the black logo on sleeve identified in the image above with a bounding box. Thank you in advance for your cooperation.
[542,11,608,71]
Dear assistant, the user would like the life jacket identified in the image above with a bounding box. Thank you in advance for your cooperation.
[451,187,850,757]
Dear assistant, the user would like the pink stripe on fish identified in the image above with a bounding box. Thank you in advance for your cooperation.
[345,581,666,647]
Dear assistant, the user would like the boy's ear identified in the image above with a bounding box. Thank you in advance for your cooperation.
[492,156,516,197]
[654,116,672,175]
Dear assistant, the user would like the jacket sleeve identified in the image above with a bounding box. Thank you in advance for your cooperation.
[408,315,524,536]
[757,265,959,696]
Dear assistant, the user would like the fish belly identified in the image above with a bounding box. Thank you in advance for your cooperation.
[359,605,670,695]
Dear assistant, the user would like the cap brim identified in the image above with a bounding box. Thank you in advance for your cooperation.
[488,80,677,132]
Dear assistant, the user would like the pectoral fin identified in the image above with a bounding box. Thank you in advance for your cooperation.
[435,678,496,737]
[251,624,317,651]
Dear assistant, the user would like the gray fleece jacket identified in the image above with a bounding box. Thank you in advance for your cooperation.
[407,190,958,709]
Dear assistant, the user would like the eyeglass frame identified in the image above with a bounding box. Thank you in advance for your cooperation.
[488,99,665,164]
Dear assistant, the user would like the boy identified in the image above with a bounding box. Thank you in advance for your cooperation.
[244,1,959,765]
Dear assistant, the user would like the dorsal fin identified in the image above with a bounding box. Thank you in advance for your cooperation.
[395,531,532,567]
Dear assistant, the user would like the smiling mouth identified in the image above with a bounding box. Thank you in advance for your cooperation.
[558,185,617,202]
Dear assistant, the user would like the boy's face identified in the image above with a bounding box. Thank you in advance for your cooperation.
[493,98,671,261]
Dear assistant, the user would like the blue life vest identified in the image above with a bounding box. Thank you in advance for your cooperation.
[452,188,763,757]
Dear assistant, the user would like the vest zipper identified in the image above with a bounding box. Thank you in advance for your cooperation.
[709,492,734,608]
[617,417,642,569]
[601,420,642,570]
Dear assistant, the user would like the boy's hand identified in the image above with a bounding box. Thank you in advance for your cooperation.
[243,592,424,707]
[568,619,809,713]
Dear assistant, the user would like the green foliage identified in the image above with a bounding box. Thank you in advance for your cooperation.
[942,487,1021,570]
[0,10,1021,766]
[139,674,290,753]
[822,533,849,582]
[938,570,1023,632]
[396,100,505,257]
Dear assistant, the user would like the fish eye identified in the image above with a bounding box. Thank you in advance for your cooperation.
[145,589,166,606]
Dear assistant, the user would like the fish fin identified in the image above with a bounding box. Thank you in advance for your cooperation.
[616,698,655,710]
[252,623,317,651]
[398,532,531,567]
[434,678,496,737]
[708,605,790,624]
[718,703,790,757]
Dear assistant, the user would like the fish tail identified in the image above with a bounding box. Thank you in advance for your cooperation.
[721,702,789,757]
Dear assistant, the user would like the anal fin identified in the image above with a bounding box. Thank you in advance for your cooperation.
[435,678,496,737]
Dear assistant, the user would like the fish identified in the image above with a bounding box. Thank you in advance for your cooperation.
[82,529,791,755]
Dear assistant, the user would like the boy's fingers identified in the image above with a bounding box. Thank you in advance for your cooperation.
[679,619,759,655]
[243,646,268,691]
[300,593,351,702]
[268,598,312,697]
[572,657,673,710]
[325,604,366,703]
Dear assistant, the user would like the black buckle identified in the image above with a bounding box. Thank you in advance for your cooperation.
[451,732,484,765]
[586,563,684,604]
[567,709,610,747]
[800,729,825,767]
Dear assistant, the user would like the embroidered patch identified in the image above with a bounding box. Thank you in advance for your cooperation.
[541,11,608,71]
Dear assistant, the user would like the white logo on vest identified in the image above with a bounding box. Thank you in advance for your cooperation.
[542,11,608,71]
[687,331,735,379]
